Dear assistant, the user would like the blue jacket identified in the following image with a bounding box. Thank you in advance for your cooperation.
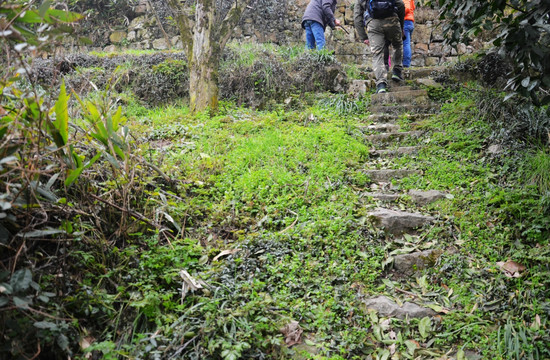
[301,0,338,30]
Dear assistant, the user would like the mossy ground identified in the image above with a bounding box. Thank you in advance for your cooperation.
[2,46,549,359]
[66,80,549,359]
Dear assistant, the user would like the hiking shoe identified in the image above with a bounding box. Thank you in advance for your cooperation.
[392,70,403,82]
[376,82,387,94]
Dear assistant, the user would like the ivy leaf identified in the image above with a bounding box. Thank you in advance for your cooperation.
[418,316,432,339]
[34,321,58,330]
[13,296,31,308]
[10,269,32,292]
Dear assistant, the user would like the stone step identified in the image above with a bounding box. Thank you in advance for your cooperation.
[365,131,422,143]
[363,169,420,183]
[360,123,401,133]
[408,190,448,206]
[366,113,435,124]
[389,85,413,92]
[368,207,435,235]
[371,89,429,105]
[364,190,449,206]
[370,146,420,157]
[364,192,401,202]
[370,103,439,114]
[362,295,437,319]
[393,249,443,276]
[406,66,447,79]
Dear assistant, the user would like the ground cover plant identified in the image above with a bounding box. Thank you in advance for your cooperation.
[1,3,549,358]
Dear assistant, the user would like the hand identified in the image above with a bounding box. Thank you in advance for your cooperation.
[335,19,341,26]
[364,39,370,45]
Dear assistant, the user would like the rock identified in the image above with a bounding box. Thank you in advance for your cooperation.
[127,30,136,42]
[416,78,442,88]
[109,31,127,44]
[414,24,432,44]
[129,16,147,31]
[425,57,440,66]
[365,192,401,202]
[408,189,447,205]
[368,208,435,235]
[348,80,370,96]
[487,144,503,154]
[103,45,117,53]
[393,249,443,276]
[363,169,419,182]
[152,38,170,50]
[363,295,436,319]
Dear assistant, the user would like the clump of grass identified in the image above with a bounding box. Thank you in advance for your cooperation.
[523,149,550,194]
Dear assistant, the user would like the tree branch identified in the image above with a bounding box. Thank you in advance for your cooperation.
[166,0,194,58]
[218,0,253,50]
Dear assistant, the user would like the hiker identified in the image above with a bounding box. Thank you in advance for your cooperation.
[302,0,341,50]
[353,1,392,71]
[359,0,406,93]
[403,0,415,69]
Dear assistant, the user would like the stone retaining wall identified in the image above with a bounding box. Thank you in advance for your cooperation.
[72,0,484,66]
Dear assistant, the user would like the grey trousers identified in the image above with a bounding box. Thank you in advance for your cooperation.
[367,16,403,85]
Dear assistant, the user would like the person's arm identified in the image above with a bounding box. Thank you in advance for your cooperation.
[322,0,337,29]
[395,0,405,29]
[353,0,368,42]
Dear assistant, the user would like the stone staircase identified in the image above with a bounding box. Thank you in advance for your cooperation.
[359,68,451,319]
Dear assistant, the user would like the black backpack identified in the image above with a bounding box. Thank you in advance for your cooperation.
[366,0,396,19]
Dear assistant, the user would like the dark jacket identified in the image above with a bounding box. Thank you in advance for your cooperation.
[301,0,338,30]
[353,0,405,41]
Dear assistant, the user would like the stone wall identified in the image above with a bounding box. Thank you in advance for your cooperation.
[74,0,483,66]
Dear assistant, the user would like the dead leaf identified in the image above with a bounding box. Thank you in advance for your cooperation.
[0,105,6,116]
[179,270,203,301]
[389,343,397,355]
[280,320,303,346]
[212,248,240,262]
[80,336,94,359]
[497,260,526,278]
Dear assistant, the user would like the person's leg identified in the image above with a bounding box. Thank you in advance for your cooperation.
[384,41,391,71]
[310,21,326,50]
[368,19,387,87]
[385,17,403,78]
[304,21,316,50]
[403,20,414,67]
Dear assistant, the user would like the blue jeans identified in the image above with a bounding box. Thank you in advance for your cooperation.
[403,20,414,67]
[304,20,326,50]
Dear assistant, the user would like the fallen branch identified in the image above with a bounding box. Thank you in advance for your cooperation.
[89,193,166,230]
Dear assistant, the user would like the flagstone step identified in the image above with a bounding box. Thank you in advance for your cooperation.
[368,207,435,235]
[364,169,420,183]
[393,249,443,276]
[364,192,401,202]
[370,146,420,157]
[408,190,449,206]
[388,85,414,92]
[365,190,449,206]
[366,113,435,123]
[366,131,422,143]
[362,295,437,319]
[360,123,401,133]
[407,66,447,79]
[370,103,438,114]
[371,89,429,105]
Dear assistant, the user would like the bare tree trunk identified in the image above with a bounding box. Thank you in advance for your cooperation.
[188,0,219,113]
[188,46,220,113]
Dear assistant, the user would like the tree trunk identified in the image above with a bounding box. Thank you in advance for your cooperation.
[188,0,220,114]
[166,0,251,114]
